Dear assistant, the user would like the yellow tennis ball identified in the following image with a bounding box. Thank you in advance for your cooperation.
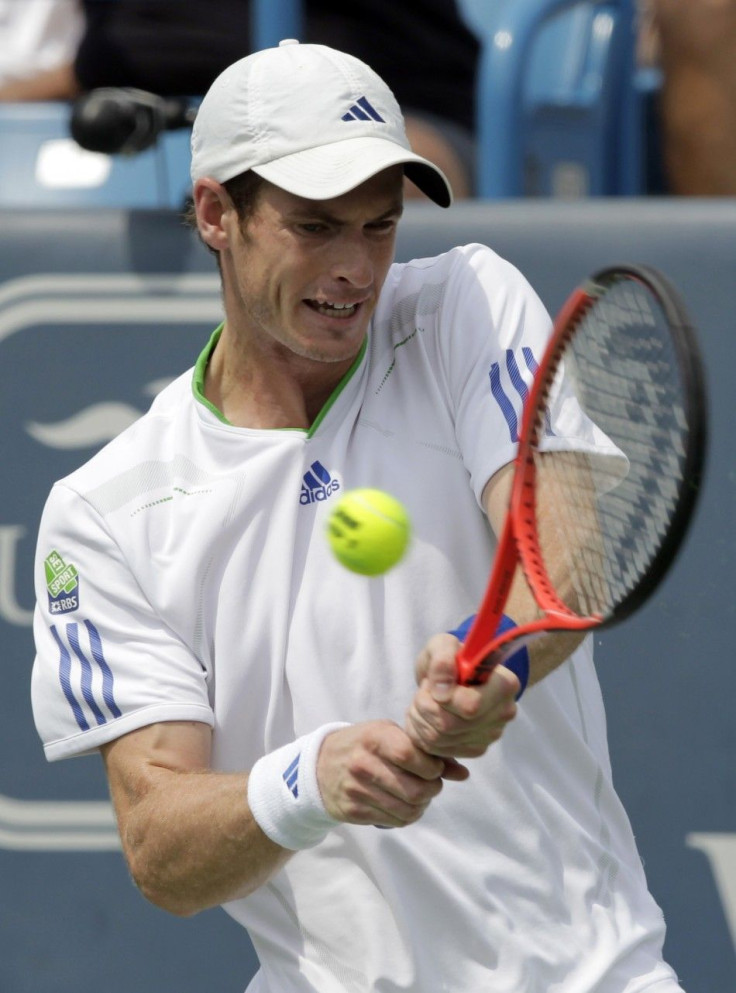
[327,488,411,576]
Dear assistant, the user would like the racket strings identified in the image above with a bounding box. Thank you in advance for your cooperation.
[534,277,690,621]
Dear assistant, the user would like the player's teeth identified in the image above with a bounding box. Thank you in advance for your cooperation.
[318,301,356,313]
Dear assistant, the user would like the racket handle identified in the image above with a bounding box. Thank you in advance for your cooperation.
[453,614,530,696]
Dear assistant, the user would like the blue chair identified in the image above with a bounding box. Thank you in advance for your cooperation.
[458,0,645,198]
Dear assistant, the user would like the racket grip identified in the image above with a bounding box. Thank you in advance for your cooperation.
[451,614,530,697]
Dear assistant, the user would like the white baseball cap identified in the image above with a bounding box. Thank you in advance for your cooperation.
[190,39,453,207]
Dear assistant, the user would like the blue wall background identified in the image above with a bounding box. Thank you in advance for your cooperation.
[0,200,733,992]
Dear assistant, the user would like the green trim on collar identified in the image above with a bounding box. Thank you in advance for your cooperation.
[191,326,368,433]
[192,324,229,423]
[307,336,367,438]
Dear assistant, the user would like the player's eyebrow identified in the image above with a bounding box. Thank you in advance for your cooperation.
[373,201,405,222]
[286,200,404,226]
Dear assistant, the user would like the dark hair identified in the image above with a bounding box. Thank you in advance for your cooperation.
[183,170,268,257]
[222,170,268,225]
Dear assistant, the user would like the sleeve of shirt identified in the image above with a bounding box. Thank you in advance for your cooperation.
[435,244,627,504]
[31,480,214,762]
[435,244,556,505]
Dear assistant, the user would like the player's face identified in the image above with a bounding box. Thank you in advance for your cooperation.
[226,169,404,365]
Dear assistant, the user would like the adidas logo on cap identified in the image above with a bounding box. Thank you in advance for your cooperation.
[341,95,385,123]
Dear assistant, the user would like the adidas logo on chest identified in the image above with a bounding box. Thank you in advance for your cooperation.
[300,460,341,505]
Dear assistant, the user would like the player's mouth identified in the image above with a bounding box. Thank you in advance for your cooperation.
[305,299,363,319]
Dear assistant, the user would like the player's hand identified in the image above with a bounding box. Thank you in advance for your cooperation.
[316,720,458,829]
[405,633,519,760]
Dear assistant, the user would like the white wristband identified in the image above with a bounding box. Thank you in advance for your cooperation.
[247,723,350,851]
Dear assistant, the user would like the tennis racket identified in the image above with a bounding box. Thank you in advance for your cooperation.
[456,263,707,686]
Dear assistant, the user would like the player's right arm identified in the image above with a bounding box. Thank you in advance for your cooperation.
[101,720,291,915]
[101,718,453,917]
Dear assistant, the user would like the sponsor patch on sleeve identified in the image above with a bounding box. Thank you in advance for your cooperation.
[45,550,80,615]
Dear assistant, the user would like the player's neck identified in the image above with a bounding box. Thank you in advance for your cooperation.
[204,323,356,430]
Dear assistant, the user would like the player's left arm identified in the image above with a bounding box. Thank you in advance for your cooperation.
[482,460,588,686]
[405,462,586,760]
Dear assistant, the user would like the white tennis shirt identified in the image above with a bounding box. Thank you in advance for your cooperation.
[32,245,681,993]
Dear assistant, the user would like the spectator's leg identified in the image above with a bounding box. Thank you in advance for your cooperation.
[653,0,736,194]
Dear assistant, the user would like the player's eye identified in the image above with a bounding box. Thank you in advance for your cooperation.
[366,219,397,233]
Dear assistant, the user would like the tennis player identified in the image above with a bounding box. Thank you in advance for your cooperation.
[32,41,685,993]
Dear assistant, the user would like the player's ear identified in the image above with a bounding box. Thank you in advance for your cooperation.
[193,178,232,252]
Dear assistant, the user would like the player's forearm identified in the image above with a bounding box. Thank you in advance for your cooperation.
[114,770,292,916]
[482,461,585,685]
[502,570,585,686]
[502,452,593,684]
[526,630,586,686]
